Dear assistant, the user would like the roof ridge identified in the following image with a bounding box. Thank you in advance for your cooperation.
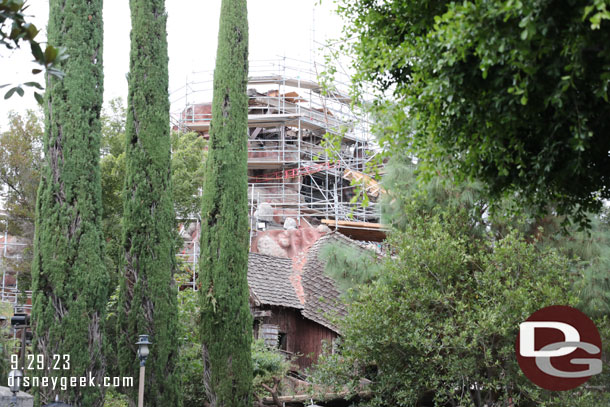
[248,251,293,263]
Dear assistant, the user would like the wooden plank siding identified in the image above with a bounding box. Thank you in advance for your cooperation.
[255,305,337,370]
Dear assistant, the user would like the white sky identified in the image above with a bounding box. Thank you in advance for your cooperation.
[0,0,344,130]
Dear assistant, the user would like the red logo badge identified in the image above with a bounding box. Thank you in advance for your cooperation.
[516,305,602,391]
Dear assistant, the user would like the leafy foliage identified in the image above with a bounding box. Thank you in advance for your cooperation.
[0,0,67,102]
[101,97,127,158]
[100,99,127,291]
[116,0,181,405]
[104,285,122,379]
[171,131,207,219]
[175,277,206,407]
[335,0,610,226]
[319,241,381,296]
[311,159,610,405]
[99,98,206,287]
[0,110,42,290]
[0,103,132,296]
[379,157,486,237]
[31,0,109,404]
[0,110,42,235]
[380,156,610,317]
[198,0,253,406]
[0,308,18,385]
[312,209,610,406]
[538,210,610,317]
[103,389,129,407]
[251,339,292,400]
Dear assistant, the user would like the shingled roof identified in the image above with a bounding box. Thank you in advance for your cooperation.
[247,232,364,334]
[300,233,349,333]
[248,252,303,310]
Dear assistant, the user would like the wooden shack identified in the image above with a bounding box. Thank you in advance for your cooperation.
[247,233,349,370]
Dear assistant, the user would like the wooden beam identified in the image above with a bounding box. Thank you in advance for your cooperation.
[253,310,272,318]
[321,219,385,229]
[321,219,387,242]
[261,390,372,405]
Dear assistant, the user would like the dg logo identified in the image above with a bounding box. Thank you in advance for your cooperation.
[516,305,603,391]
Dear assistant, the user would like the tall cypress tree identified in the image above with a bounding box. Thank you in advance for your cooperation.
[116,0,181,405]
[31,0,108,405]
[199,0,252,406]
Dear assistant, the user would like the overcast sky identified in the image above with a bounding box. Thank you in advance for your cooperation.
[0,0,344,130]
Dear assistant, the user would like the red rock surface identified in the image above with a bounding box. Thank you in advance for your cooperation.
[250,227,325,259]
[251,226,332,306]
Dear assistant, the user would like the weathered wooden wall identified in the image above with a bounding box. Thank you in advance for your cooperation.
[258,305,337,370]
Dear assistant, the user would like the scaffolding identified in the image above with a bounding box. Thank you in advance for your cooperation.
[0,211,31,313]
[172,58,384,247]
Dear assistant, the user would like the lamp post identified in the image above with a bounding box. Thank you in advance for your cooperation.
[8,369,23,407]
[135,335,152,407]
[10,313,30,372]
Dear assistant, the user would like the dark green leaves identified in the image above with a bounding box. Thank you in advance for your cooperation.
[336,0,610,227]
[198,1,253,405]
[3,82,45,104]
[1,0,68,101]
[23,81,42,89]
[3,86,18,99]
[43,43,57,63]
[31,0,108,404]
[312,208,610,406]
[117,1,181,405]
[30,39,43,60]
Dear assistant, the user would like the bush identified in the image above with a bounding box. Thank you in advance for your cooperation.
[0,325,12,384]
[176,274,206,407]
[103,389,129,407]
[179,341,206,407]
[252,339,291,397]
[311,210,610,406]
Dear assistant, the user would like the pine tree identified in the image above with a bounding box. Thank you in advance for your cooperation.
[31,0,108,405]
[116,0,181,405]
[199,0,252,405]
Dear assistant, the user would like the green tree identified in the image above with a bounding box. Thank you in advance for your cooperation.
[98,98,206,286]
[100,99,127,289]
[335,0,610,225]
[380,156,610,318]
[198,0,252,405]
[319,242,381,296]
[312,209,610,406]
[0,110,42,290]
[172,131,207,219]
[0,111,42,236]
[99,101,205,383]
[379,157,487,236]
[101,97,127,158]
[116,0,181,405]
[30,0,108,404]
[311,156,610,405]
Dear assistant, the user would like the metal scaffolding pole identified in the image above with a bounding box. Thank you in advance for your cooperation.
[1,222,7,302]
